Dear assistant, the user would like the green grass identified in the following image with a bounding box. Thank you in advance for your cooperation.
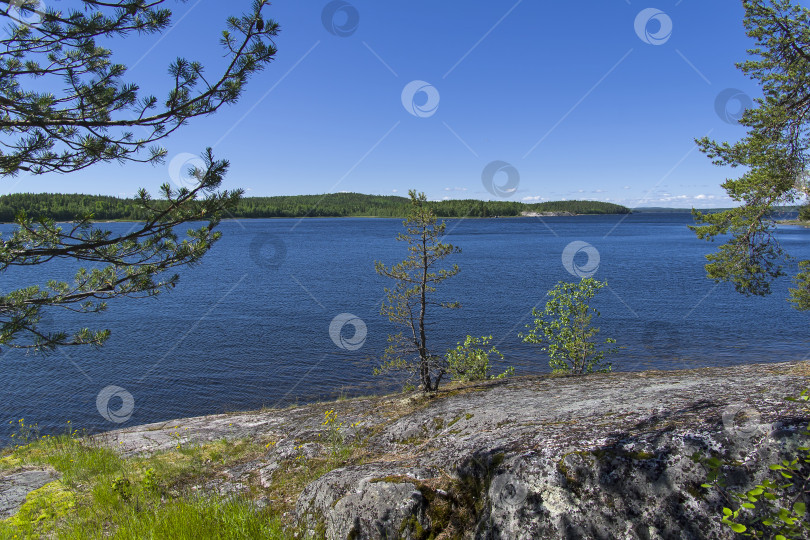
[0,413,382,539]
[55,495,285,540]
[0,422,293,539]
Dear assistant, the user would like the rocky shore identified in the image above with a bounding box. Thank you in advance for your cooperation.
[79,360,809,539]
[520,211,576,217]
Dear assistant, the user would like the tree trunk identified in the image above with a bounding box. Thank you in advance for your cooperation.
[420,233,429,392]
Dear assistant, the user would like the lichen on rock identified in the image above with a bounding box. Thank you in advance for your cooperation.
[104,361,810,539]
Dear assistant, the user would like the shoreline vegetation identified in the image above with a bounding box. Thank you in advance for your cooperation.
[0,192,631,223]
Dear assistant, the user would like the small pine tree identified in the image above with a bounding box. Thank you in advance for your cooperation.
[375,190,461,392]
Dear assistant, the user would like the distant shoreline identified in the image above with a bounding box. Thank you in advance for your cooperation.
[779,219,810,227]
[0,192,632,222]
[1,214,606,225]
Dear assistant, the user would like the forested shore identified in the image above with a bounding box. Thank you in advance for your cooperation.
[0,192,630,222]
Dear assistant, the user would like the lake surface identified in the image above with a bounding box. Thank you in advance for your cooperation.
[2,213,809,440]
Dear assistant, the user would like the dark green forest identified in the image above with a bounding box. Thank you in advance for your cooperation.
[0,192,630,222]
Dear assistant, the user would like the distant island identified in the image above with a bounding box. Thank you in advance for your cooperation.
[0,192,630,222]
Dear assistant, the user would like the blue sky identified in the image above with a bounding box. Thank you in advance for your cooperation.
[10,1,766,208]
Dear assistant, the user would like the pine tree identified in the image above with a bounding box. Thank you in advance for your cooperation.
[375,190,461,392]
[691,0,810,309]
[0,0,279,353]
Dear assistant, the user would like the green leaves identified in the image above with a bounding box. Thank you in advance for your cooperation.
[789,260,810,310]
[698,385,810,539]
[729,522,748,534]
[445,335,512,382]
[720,506,748,533]
[520,278,617,374]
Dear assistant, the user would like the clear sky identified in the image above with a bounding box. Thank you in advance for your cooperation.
[9,1,768,208]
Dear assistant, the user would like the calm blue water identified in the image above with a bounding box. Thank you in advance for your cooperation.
[2,213,809,440]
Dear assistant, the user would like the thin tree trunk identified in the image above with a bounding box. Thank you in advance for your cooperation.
[420,232,429,391]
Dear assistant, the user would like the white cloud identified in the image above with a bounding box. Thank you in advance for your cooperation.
[633,193,732,207]
[522,195,545,201]
[623,185,630,190]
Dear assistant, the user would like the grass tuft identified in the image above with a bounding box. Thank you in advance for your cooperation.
[0,426,291,539]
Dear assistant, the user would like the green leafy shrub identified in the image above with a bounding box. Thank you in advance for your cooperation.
[520,278,617,374]
[696,389,810,539]
[112,476,133,502]
[446,335,513,382]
